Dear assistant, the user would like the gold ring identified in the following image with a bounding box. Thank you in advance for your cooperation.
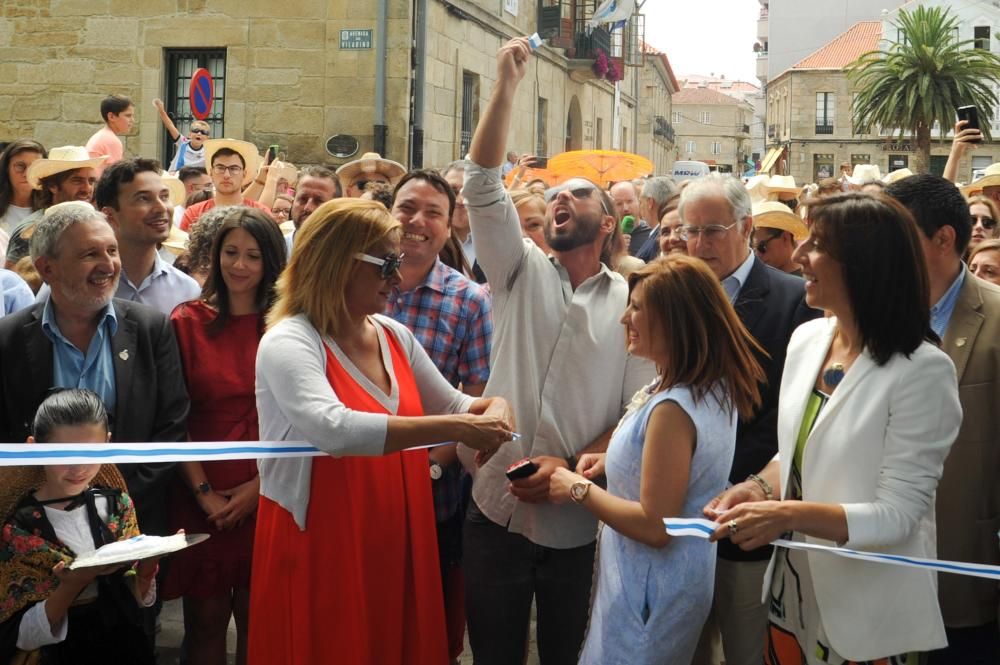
[729,519,739,535]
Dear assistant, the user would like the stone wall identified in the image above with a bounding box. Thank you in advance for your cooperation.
[674,101,752,172]
[0,0,671,172]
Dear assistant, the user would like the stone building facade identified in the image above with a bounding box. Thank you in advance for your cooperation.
[635,43,678,175]
[766,9,1000,184]
[671,87,753,174]
[0,0,676,173]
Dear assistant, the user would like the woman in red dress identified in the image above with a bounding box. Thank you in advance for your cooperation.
[249,199,515,664]
[164,207,287,665]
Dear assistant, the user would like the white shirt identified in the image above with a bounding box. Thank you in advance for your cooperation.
[462,162,656,549]
[255,313,475,530]
[460,232,477,267]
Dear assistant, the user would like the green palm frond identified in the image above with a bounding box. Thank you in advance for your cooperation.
[848,5,1000,142]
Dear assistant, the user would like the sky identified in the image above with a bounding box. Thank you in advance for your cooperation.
[641,0,761,82]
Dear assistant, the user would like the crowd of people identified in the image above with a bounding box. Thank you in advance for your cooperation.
[0,36,997,665]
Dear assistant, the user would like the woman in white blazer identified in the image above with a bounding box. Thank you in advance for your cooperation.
[706,192,962,664]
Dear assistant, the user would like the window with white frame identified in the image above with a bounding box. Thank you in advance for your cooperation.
[816,92,835,134]
[711,142,722,154]
[672,111,681,124]
[700,111,711,124]
[685,140,696,153]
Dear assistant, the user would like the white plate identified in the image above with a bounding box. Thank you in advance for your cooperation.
[69,533,210,570]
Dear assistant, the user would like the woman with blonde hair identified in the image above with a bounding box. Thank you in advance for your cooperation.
[550,255,765,664]
[248,199,515,665]
[968,237,1000,285]
[509,185,550,253]
[967,194,1000,256]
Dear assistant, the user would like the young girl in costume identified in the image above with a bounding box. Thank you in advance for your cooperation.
[0,389,158,664]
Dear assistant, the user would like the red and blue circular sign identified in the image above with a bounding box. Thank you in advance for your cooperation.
[189,68,214,120]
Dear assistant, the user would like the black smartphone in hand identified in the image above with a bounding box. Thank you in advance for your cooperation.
[957,105,982,143]
[266,144,279,163]
[506,458,539,481]
[530,156,548,169]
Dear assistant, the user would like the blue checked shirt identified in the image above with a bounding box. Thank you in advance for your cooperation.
[385,259,493,522]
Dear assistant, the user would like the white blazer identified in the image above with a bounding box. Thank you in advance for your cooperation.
[763,317,962,660]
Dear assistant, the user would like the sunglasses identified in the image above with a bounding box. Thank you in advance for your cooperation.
[190,128,210,136]
[543,182,612,215]
[973,215,997,230]
[755,230,785,254]
[354,179,386,191]
[354,252,404,279]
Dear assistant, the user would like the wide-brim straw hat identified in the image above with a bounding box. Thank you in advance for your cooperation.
[748,174,799,202]
[204,139,261,187]
[0,463,128,525]
[161,172,187,207]
[752,201,808,241]
[271,160,299,187]
[882,168,914,185]
[847,164,882,185]
[962,162,1000,197]
[161,225,189,255]
[336,152,406,190]
[26,146,107,190]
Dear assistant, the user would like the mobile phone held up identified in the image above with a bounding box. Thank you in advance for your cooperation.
[506,458,539,481]
[266,144,280,163]
[957,106,982,143]
[530,156,548,169]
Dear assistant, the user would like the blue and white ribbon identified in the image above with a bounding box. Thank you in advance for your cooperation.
[0,434,520,466]
[664,517,1000,581]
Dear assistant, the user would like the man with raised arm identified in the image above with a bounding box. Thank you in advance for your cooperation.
[458,38,655,665]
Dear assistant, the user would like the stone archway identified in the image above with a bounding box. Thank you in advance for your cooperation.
[565,95,582,152]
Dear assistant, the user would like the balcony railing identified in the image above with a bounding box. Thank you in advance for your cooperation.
[815,124,834,135]
[654,115,675,143]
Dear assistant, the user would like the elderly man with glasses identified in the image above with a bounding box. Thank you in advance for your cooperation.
[180,139,273,231]
[457,38,655,665]
[680,173,820,665]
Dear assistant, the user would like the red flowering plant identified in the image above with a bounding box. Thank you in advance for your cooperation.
[592,49,609,78]
[606,59,620,82]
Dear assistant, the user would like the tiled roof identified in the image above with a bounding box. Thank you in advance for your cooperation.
[671,87,743,106]
[640,41,681,92]
[792,20,882,70]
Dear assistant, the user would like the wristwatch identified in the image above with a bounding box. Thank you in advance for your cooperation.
[429,461,443,481]
[193,481,212,498]
[570,480,594,504]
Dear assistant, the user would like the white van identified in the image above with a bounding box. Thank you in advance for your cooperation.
[672,161,711,182]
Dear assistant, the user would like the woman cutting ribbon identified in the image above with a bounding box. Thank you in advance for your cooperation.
[707,192,962,664]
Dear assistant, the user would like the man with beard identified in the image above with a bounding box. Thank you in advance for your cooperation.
[284,165,342,254]
[458,38,655,665]
[5,146,107,267]
[0,201,190,536]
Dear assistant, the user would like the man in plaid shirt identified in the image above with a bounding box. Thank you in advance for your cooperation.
[384,169,492,664]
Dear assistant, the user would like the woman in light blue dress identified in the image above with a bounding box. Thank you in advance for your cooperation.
[550,255,765,665]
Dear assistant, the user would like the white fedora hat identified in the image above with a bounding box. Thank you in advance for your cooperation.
[336,152,406,192]
[962,162,1000,197]
[26,146,107,190]
[847,164,882,185]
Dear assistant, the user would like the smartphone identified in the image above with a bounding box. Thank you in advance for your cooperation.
[957,106,982,142]
[530,156,549,169]
[266,144,280,162]
[505,458,539,481]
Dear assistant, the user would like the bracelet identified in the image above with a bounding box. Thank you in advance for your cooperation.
[746,473,774,500]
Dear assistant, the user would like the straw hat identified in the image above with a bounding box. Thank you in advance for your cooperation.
[747,174,799,202]
[847,164,882,185]
[881,168,913,185]
[0,463,128,526]
[336,152,406,191]
[752,201,808,241]
[271,160,299,187]
[161,172,187,207]
[161,225,189,256]
[203,139,261,186]
[962,162,1000,197]
[26,146,107,190]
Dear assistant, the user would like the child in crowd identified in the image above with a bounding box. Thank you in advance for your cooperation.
[153,98,211,172]
[85,94,134,168]
[0,389,157,664]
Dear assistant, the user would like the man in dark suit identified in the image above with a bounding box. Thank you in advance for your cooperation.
[0,201,189,537]
[888,174,1000,664]
[680,174,820,665]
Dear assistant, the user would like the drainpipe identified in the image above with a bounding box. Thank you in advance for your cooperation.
[374,0,388,155]
[409,0,427,168]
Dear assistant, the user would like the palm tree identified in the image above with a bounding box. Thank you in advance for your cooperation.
[848,5,1000,174]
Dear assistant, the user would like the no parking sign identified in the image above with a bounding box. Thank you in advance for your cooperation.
[189,68,214,120]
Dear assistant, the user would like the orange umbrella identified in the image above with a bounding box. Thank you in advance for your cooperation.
[546,150,654,188]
